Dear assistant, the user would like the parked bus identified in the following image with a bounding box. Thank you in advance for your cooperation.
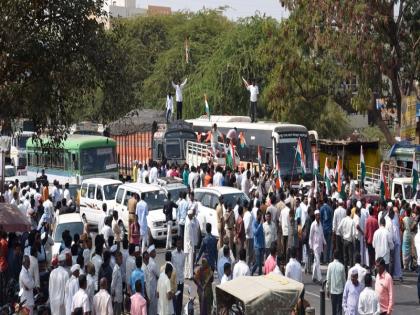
[186,115,313,182]
[26,135,118,184]
[10,131,35,174]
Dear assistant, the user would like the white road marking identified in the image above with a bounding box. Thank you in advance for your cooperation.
[306,291,320,298]
[402,284,413,289]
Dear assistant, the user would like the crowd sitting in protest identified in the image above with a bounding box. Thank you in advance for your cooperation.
[0,158,419,315]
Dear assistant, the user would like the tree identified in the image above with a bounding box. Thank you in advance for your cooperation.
[0,0,113,136]
[280,0,420,144]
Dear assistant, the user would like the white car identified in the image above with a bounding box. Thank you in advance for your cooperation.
[114,183,178,242]
[79,178,122,226]
[194,186,250,237]
[52,213,84,257]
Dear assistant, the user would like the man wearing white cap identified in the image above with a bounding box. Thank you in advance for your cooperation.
[71,274,91,315]
[333,198,347,262]
[342,268,363,315]
[49,254,70,315]
[65,264,80,315]
[309,210,326,283]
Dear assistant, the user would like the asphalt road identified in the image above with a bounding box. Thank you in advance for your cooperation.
[153,244,420,315]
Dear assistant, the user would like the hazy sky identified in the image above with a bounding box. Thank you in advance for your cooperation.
[137,0,289,20]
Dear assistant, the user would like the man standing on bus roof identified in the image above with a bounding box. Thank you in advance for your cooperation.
[242,77,259,123]
[226,127,237,146]
[171,78,188,120]
[166,92,174,124]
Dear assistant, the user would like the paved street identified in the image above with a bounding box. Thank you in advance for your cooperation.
[154,245,420,315]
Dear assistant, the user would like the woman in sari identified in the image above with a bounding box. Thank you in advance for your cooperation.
[194,257,214,315]
[402,207,413,270]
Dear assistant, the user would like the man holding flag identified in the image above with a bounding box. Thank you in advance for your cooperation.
[171,78,188,120]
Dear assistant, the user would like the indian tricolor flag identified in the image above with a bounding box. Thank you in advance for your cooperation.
[257,145,262,166]
[380,162,390,201]
[412,153,419,194]
[204,94,210,121]
[324,157,331,195]
[360,145,366,187]
[335,156,342,193]
[239,132,247,148]
[296,138,306,175]
[276,160,283,189]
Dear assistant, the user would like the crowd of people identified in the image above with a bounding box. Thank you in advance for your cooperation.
[0,157,420,315]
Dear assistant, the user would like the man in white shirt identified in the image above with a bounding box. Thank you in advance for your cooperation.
[337,208,355,269]
[309,210,326,282]
[171,78,187,120]
[157,263,175,315]
[71,274,91,315]
[242,77,259,122]
[63,183,71,204]
[149,161,158,184]
[172,237,186,315]
[232,248,250,279]
[111,251,123,315]
[333,199,347,262]
[65,264,81,315]
[136,193,149,253]
[358,273,380,315]
[85,263,96,307]
[93,278,113,315]
[372,217,394,269]
[280,199,291,258]
[212,167,223,187]
[241,171,251,197]
[326,250,346,315]
[49,254,70,315]
[347,253,367,287]
[285,247,302,283]
[243,207,254,266]
[101,216,114,247]
[19,255,35,314]
[220,262,232,284]
[166,93,174,123]
[263,211,277,257]
[188,166,199,190]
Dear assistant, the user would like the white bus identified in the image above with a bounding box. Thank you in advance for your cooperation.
[185,115,314,182]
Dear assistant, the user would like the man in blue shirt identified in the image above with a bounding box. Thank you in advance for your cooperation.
[130,256,146,298]
[196,223,217,270]
[251,210,265,276]
[320,199,333,264]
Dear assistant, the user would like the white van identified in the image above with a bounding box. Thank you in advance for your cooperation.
[79,178,122,226]
[114,183,178,242]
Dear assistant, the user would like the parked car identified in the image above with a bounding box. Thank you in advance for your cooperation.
[114,183,178,242]
[79,178,122,226]
[157,177,188,200]
[52,213,84,257]
[194,186,249,237]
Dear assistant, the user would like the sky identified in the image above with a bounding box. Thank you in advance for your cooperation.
[137,0,289,20]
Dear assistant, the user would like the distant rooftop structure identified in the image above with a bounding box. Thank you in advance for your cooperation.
[147,5,171,16]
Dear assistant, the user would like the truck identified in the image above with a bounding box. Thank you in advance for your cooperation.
[186,141,240,168]
[357,163,419,202]
[108,109,196,178]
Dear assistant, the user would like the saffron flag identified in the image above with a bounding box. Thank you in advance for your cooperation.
[296,138,306,175]
[204,94,210,121]
[257,145,262,166]
[324,157,331,195]
[412,153,419,194]
[380,162,390,201]
[239,132,247,148]
[185,37,190,64]
[335,156,342,193]
[360,145,366,187]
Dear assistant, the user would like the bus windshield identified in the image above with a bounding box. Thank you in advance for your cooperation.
[144,190,166,210]
[166,140,181,159]
[276,135,312,179]
[80,147,117,175]
[17,135,32,150]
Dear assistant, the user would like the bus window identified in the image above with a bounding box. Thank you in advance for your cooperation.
[80,147,116,175]
[72,153,79,171]
[116,188,124,204]
[88,185,96,199]
[96,186,103,201]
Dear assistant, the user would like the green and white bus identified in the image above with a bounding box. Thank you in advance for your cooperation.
[26,135,118,184]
